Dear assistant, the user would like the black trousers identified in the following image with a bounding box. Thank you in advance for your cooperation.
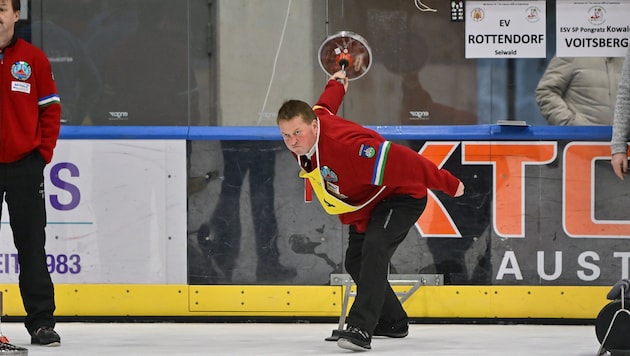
[345,194,427,334]
[209,141,281,278]
[0,150,55,333]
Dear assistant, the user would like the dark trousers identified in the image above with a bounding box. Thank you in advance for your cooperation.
[345,195,427,334]
[0,150,55,333]
[209,141,280,279]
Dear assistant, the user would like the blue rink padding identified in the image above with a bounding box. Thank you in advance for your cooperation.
[59,125,613,141]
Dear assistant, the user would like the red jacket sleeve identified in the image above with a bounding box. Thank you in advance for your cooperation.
[383,142,460,196]
[36,54,61,163]
[314,79,345,115]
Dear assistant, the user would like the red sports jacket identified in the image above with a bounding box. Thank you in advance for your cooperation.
[308,79,460,233]
[0,37,61,163]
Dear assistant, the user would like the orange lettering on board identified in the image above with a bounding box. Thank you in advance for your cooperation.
[416,142,461,237]
[462,142,556,238]
[564,142,630,237]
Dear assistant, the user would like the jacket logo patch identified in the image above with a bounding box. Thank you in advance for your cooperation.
[321,166,338,182]
[11,61,32,81]
[359,144,376,158]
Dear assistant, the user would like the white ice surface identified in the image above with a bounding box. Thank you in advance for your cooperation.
[0,322,602,355]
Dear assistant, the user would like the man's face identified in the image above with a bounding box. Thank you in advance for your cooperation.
[0,0,19,38]
[278,115,318,156]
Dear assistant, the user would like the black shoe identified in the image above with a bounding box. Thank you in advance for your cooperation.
[325,328,342,341]
[337,325,371,351]
[31,326,60,346]
[373,321,409,338]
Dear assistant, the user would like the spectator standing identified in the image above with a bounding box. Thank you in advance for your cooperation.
[0,0,62,346]
[536,55,624,125]
[611,47,630,179]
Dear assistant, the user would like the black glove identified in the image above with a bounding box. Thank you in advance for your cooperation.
[606,279,630,300]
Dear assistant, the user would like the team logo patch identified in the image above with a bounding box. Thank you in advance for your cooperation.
[11,61,32,81]
[320,166,338,182]
[359,144,376,158]
[587,6,606,26]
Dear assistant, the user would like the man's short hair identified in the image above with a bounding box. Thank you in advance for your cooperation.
[277,100,317,125]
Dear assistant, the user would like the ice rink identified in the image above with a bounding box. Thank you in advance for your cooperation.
[0,321,604,355]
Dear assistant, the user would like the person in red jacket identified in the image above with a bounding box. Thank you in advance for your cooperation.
[277,71,464,351]
[0,0,61,346]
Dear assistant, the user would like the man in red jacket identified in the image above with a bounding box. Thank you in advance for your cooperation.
[277,71,464,351]
[0,0,61,346]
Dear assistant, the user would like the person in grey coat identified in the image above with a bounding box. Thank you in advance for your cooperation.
[611,47,630,179]
[536,55,624,126]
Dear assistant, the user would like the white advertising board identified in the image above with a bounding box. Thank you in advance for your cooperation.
[0,140,187,284]
[556,0,630,57]
[466,1,546,58]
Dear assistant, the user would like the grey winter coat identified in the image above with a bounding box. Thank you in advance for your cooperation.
[611,47,630,154]
[535,56,624,126]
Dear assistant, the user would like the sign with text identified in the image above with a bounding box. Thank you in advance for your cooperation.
[1,136,627,287]
[0,140,187,284]
[556,0,630,57]
[465,1,546,58]
[299,140,630,285]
